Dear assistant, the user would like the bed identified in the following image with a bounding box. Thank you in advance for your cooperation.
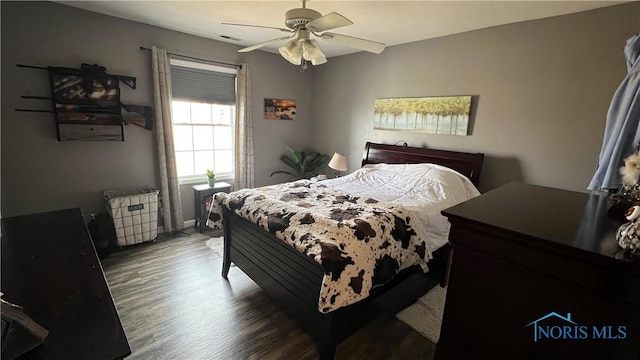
[208,142,484,359]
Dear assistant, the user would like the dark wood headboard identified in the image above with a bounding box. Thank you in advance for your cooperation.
[361,142,485,186]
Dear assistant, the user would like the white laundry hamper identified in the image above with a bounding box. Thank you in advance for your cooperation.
[104,187,159,246]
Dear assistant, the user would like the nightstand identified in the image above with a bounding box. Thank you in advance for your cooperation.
[193,182,231,233]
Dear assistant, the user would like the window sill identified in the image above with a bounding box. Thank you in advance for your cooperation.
[179,175,234,186]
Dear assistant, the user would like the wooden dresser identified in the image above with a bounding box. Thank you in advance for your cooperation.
[1,208,131,359]
[436,182,640,360]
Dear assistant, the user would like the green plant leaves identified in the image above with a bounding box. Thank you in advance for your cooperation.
[270,147,330,180]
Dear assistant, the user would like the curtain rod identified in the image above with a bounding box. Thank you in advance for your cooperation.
[139,46,240,69]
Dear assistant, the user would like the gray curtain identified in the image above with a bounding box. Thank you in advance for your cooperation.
[588,34,640,191]
[234,64,255,189]
[151,46,184,232]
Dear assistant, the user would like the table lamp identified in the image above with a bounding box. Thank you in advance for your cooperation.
[328,152,348,178]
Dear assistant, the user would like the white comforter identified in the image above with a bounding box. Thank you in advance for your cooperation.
[321,163,481,251]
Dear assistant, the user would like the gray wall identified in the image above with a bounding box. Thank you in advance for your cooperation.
[1,1,312,219]
[309,3,640,193]
[2,1,639,221]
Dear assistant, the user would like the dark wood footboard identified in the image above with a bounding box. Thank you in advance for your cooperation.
[222,207,448,359]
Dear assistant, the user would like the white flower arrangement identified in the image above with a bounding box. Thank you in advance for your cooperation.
[620,151,640,188]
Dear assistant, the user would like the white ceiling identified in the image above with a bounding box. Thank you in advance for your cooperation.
[56,1,626,58]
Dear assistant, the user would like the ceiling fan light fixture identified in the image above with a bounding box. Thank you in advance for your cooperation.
[279,39,302,65]
[310,55,327,66]
[301,39,327,65]
[228,0,385,67]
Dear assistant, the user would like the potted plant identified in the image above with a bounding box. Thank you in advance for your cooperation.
[206,169,216,187]
[270,147,330,180]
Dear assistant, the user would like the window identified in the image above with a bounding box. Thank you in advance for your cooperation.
[170,59,236,182]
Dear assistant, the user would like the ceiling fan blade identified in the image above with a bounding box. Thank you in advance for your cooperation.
[320,32,385,54]
[238,36,293,53]
[222,22,292,33]
[306,12,353,32]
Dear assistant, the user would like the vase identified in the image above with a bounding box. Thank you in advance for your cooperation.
[207,178,215,187]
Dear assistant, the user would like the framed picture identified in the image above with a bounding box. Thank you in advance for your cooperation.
[264,98,296,120]
[373,96,472,135]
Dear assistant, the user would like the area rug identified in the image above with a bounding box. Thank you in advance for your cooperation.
[395,285,447,344]
[205,237,224,258]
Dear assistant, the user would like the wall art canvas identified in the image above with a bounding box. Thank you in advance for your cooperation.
[264,98,296,120]
[373,96,472,135]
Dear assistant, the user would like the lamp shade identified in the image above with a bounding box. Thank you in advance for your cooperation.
[279,40,302,65]
[301,39,327,66]
[328,152,348,172]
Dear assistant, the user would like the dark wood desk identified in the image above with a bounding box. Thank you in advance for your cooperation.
[437,182,640,360]
[1,208,131,359]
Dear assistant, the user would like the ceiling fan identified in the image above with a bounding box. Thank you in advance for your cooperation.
[223,0,385,68]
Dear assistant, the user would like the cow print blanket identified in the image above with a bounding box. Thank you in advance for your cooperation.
[207,180,432,313]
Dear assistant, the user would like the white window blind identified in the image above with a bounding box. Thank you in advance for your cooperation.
[170,59,236,105]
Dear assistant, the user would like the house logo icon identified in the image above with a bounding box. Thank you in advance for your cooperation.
[525,312,627,342]
[526,312,576,342]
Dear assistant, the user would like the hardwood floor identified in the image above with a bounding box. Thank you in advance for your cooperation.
[101,227,437,360]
